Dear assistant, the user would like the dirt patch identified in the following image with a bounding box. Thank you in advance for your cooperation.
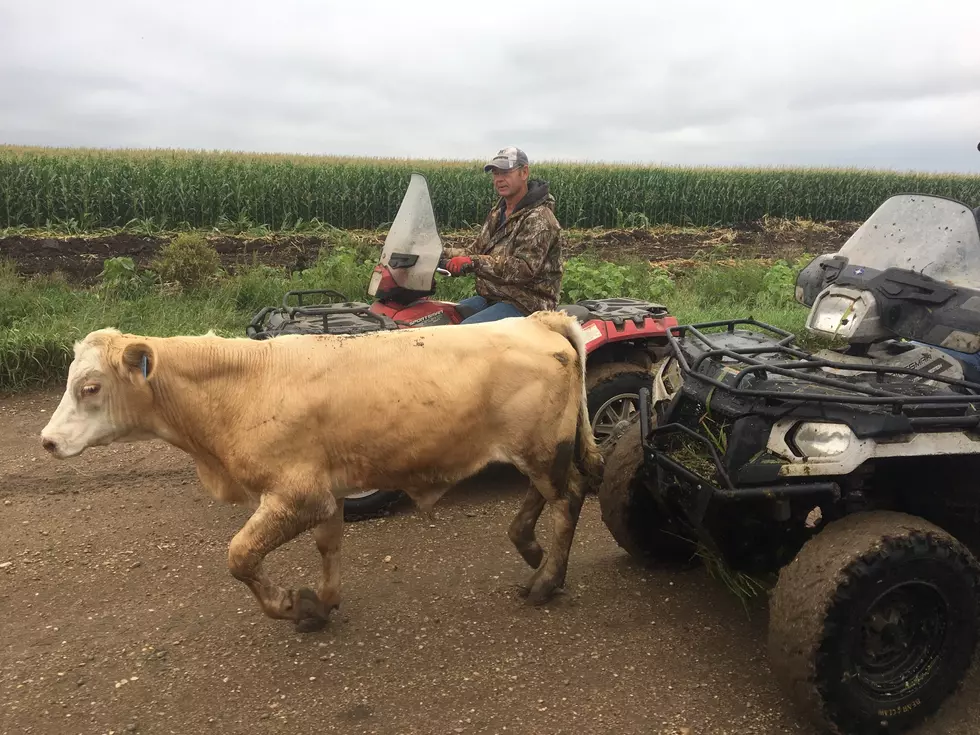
[565,220,858,263]
[0,233,337,284]
[0,219,860,285]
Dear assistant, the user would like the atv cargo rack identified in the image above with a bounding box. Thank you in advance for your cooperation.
[663,318,980,413]
[246,289,398,339]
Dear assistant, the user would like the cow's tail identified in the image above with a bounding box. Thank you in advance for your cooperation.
[529,310,605,490]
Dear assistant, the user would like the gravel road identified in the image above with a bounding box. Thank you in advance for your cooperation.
[2,389,979,735]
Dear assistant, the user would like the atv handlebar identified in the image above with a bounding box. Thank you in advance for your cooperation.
[435,256,453,278]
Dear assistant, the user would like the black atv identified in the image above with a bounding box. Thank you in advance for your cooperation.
[598,193,980,734]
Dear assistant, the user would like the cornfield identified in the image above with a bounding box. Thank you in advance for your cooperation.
[2,145,979,231]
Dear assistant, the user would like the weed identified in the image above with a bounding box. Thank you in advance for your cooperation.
[151,233,223,292]
[97,256,159,300]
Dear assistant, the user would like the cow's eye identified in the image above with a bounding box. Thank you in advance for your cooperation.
[81,384,100,396]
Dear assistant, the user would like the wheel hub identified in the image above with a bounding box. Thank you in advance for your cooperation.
[854,582,948,699]
[593,392,639,445]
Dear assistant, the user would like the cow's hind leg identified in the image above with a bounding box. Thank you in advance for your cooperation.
[519,442,588,606]
[227,493,337,632]
[508,485,547,569]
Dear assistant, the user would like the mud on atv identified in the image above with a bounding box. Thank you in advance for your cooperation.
[599,193,980,734]
[246,173,679,521]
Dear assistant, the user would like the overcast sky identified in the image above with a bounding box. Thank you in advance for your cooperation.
[1,0,978,173]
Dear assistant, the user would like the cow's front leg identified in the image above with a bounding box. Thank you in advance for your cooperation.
[312,506,344,617]
[227,493,337,632]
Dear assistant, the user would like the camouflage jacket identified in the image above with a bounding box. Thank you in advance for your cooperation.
[444,179,565,314]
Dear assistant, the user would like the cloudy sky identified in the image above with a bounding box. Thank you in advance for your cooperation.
[1,0,978,173]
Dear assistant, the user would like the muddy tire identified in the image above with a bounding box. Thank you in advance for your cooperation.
[768,510,980,735]
[597,413,697,564]
[342,489,403,521]
[587,363,651,451]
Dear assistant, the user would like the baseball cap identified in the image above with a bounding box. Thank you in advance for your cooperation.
[483,146,529,172]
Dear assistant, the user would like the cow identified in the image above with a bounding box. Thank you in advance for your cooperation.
[39,310,604,632]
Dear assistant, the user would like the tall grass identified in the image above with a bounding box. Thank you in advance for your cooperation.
[3,146,979,232]
[0,243,816,393]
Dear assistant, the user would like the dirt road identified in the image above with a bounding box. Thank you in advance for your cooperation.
[2,389,979,735]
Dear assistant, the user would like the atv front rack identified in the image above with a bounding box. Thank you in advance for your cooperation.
[636,387,841,565]
[640,385,839,498]
[666,318,980,415]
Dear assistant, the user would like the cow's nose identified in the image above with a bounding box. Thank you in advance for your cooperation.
[41,438,57,454]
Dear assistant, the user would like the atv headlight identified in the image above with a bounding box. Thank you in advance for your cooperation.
[809,294,860,335]
[805,286,884,344]
[791,422,853,457]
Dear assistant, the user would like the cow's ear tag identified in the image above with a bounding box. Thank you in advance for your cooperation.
[122,342,154,381]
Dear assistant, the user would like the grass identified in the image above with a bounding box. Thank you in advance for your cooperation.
[695,541,773,616]
[3,144,979,232]
[0,235,818,393]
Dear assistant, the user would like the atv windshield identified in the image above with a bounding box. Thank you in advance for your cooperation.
[838,194,980,289]
[375,173,443,293]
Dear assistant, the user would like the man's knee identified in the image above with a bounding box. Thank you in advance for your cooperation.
[457,295,488,310]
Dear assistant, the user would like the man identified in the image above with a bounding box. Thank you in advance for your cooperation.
[442,147,565,324]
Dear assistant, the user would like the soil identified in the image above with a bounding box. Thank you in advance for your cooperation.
[0,220,860,285]
[3,389,980,735]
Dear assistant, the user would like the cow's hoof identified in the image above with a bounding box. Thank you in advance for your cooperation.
[293,587,328,632]
[524,578,563,606]
[295,616,327,633]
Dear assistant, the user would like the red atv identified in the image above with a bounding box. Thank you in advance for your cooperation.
[246,173,678,520]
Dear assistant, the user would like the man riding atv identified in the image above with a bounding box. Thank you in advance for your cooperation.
[441,146,565,323]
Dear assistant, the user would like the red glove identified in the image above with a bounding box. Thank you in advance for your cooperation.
[445,255,474,275]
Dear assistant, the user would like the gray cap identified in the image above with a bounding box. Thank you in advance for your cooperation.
[483,146,529,172]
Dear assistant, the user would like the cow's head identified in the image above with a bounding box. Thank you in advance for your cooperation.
[40,329,158,459]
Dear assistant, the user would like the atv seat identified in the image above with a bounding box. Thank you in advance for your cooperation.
[557,304,592,323]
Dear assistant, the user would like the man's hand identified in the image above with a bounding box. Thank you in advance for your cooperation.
[445,255,474,275]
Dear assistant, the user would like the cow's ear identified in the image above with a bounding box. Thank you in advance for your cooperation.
[121,342,156,381]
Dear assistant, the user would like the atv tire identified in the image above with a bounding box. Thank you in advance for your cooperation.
[597,413,697,564]
[768,510,980,735]
[342,489,403,521]
[587,363,651,451]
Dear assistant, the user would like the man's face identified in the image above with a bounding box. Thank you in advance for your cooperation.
[490,165,528,199]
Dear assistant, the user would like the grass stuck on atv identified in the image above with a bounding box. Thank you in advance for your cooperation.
[599,193,980,734]
[247,173,677,521]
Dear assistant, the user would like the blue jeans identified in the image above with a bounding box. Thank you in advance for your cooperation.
[457,295,524,324]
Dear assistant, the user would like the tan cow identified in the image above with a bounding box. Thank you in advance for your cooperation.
[40,311,604,632]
